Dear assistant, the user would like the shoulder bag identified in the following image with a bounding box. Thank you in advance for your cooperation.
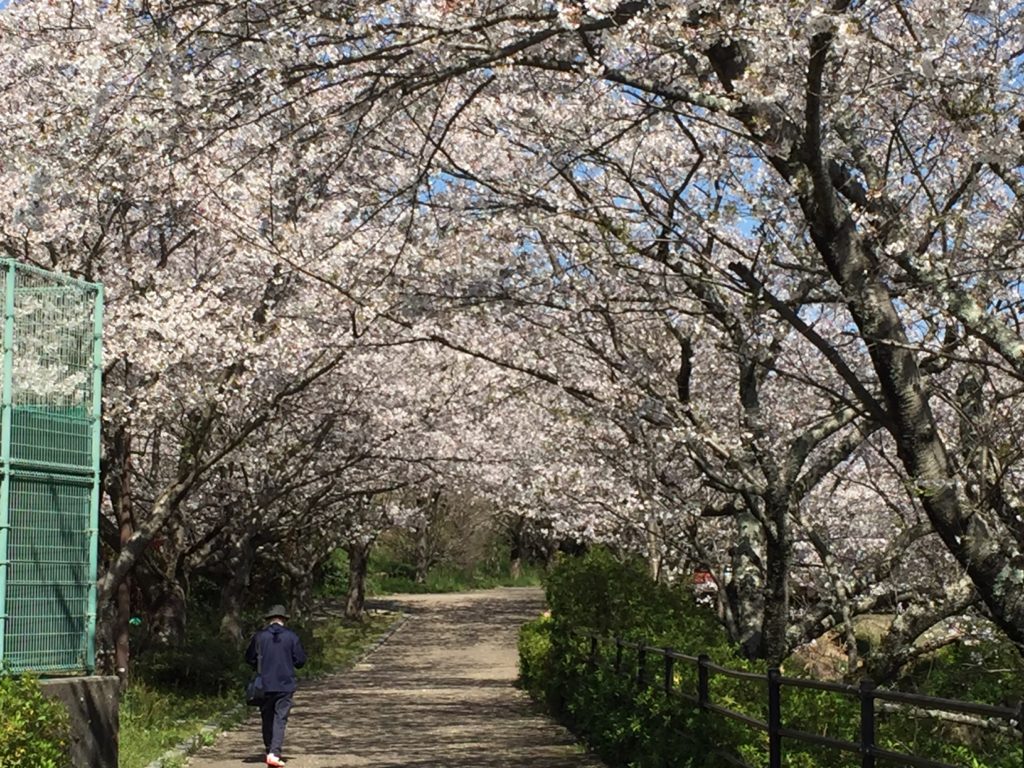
[245,633,266,706]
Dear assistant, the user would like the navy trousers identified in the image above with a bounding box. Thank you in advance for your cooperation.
[259,691,294,755]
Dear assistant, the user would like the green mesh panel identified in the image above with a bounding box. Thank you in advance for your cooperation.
[3,474,92,672]
[0,261,102,675]
[10,407,92,472]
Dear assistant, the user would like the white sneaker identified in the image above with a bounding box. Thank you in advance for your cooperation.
[266,754,285,767]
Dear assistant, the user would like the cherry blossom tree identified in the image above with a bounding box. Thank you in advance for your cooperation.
[0,0,400,672]
[5,0,1024,680]
[188,0,1023,659]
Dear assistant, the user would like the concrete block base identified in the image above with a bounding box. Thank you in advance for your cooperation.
[40,675,119,768]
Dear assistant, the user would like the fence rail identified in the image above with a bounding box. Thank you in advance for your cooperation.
[573,631,1024,768]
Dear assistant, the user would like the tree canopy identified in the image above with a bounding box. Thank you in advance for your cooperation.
[1,0,1022,676]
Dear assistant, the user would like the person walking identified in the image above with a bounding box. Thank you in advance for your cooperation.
[245,605,307,767]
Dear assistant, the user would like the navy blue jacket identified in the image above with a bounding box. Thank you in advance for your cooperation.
[245,623,308,693]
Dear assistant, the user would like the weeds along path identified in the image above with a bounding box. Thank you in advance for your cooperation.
[184,587,606,768]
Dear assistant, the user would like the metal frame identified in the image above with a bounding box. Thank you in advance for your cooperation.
[0,260,102,674]
[0,265,17,665]
[86,283,103,671]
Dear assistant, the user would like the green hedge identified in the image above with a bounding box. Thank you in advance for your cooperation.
[521,549,1024,768]
[0,673,70,768]
[519,549,759,767]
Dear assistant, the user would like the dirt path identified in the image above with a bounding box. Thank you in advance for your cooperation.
[184,588,605,768]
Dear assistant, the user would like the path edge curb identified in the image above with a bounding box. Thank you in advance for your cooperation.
[349,613,409,668]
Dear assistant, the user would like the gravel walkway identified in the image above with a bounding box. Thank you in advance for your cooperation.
[184,587,605,768]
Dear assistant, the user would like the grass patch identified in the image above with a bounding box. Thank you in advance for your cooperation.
[299,611,395,676]
[120,611,395,768]
[119,685,243,768]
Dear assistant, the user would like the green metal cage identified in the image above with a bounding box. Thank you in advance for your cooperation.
[0,260,103,674]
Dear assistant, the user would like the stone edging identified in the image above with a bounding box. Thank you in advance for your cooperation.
[350,613,409,666]
[141,611,407,768]
[141,704,248,768]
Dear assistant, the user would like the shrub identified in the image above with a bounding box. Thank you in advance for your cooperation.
[524,549,1024,768]
[135,624,249,695]
[543,548,741,653]
[313,549,350,597]
[524,548,760,767]
[0,673,70,768]
[879,636,1024,768]
[517,614,553,697]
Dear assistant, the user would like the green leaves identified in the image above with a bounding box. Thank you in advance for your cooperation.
[543,547,740,654]
[525,551,1024,767]
[520,549,752,767]
[0,674,70,768]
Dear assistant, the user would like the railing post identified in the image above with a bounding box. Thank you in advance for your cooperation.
[637,646,647,688]
[697,654,710,708]
[860,678,876,768]
[615,638,623,675]
[768,667,782,768]
[663,649,674,695]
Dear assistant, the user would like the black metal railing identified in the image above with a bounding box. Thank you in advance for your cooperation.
[571,632,1024,768]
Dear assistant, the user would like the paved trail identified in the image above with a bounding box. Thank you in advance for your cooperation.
[185,588,605,768]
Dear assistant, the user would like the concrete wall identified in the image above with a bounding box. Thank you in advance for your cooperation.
[40,676,119,768]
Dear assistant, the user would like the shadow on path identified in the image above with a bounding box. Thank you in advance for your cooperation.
[185,588,605,768]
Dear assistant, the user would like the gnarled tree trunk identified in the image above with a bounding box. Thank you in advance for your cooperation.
[218,534,256,643]
[345,540,371,620]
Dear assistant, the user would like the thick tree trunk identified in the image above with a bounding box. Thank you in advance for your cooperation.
[151,576,187,646]
[760,499,792,669]
[108,425,133,686]
[289,568,315,617]
[802,186,1024,651]
[645,525,662,583]
[414,523,430,584]
[218,537,255,643]
[115,580,131,685]
[507,515,525,579]
[741,42,1024,651]
[345,541,371,620]
[98,476,194,613]
[509,548,523,580]
[727,510,766,659]
[150,514,190,647]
